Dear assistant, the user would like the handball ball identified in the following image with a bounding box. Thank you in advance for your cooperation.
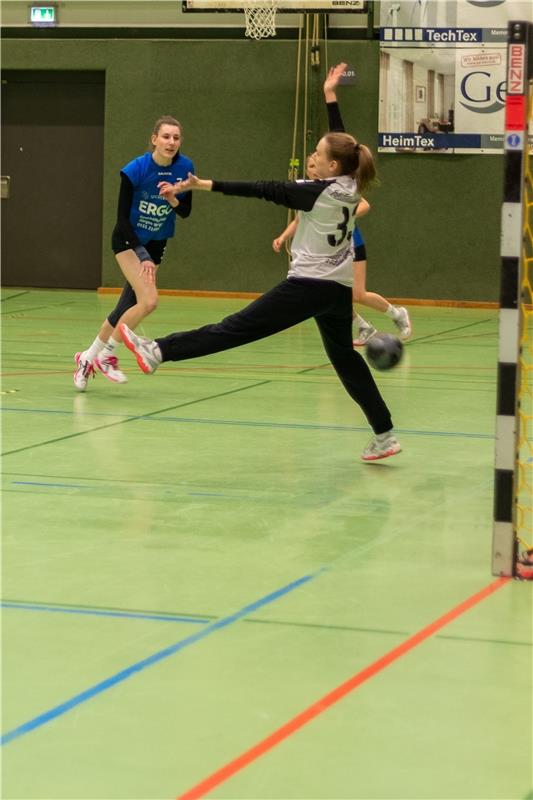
[365,333,403,371]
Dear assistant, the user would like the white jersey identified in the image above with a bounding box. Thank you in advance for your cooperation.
[212,176,361,287]
[288,176,359,286]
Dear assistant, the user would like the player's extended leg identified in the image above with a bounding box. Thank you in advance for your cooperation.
[121,278,339,372]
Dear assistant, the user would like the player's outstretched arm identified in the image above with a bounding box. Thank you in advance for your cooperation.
[158,173,212,196]
[161,175,325,212]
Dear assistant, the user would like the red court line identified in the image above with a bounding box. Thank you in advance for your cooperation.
[177,576,510,800]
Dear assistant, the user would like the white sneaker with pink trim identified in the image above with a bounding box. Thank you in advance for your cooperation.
[353,325,377,347]
[73,352,95,392]
[361,433,401,462]
[93,355,128,383]
[120,324,162,374]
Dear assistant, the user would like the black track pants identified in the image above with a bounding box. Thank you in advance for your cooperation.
[156,277,393,434]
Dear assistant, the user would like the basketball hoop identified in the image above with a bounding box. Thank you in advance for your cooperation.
[243,0,278,40]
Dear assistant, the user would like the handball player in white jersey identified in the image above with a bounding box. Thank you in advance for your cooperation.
[273,65,411,348]
[121,132,401,461]
[323,64,412,346]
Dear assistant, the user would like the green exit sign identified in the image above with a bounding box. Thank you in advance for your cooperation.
[29,5,57,25]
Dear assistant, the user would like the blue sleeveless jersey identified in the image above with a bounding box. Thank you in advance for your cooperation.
[121,151,194,243]
[352,226,364,248]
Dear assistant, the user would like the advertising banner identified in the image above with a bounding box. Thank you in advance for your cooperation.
[378,0,532,154]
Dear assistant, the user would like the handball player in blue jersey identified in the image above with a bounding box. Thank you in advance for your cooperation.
[73,116,194,390]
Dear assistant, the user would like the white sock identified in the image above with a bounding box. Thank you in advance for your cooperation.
[376,429,393,442]
[353,312,371,330]
[100,336,121,359]
[84,336,106,362]
[385,304,400,321]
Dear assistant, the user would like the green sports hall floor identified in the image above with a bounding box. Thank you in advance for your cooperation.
[1,288,532,800]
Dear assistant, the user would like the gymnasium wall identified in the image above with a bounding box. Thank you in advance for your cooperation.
[1,35,502,301]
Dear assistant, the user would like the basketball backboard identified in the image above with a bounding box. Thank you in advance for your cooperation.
[183,1,366,11]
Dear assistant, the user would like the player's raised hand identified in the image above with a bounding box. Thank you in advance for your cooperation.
[177,173,213,192]
[323,62,348,99]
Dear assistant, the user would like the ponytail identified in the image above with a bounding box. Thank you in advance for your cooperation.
[354,143,377,192]
[323,132,378,191]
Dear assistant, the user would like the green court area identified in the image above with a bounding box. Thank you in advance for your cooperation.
[1,289,531,799]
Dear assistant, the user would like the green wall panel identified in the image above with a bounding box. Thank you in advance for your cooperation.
[1,38,502,301]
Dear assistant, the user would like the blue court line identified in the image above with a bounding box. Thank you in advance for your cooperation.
[0,602,211,625]
[1,569,323,746]
[0,408,494,440]
[141,418,495,439]
[11,481,96,489]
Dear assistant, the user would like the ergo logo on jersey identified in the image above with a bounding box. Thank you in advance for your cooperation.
[459,70,506,114]
[138,200,173,217]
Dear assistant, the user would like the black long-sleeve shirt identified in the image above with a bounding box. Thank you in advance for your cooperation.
[212,176,360,287]
[326,100,346,134]
[208,98,358,285]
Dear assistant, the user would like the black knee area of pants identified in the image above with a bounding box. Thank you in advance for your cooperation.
[107,283,137,327]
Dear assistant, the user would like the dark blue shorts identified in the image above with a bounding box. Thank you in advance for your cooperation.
[111,228,167,265]
[352,227,366,262]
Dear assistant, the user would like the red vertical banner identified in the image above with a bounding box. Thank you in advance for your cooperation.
[505,94,527,131]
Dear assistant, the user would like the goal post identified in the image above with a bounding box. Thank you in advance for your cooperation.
[492,20,533,579]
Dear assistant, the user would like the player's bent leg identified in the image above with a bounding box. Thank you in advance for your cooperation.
[320,333,393,436]
[98,251,159,382]
[314,290,400,458]
[106,283,137,329]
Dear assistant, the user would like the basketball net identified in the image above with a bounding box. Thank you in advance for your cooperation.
[243,0,278,40]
